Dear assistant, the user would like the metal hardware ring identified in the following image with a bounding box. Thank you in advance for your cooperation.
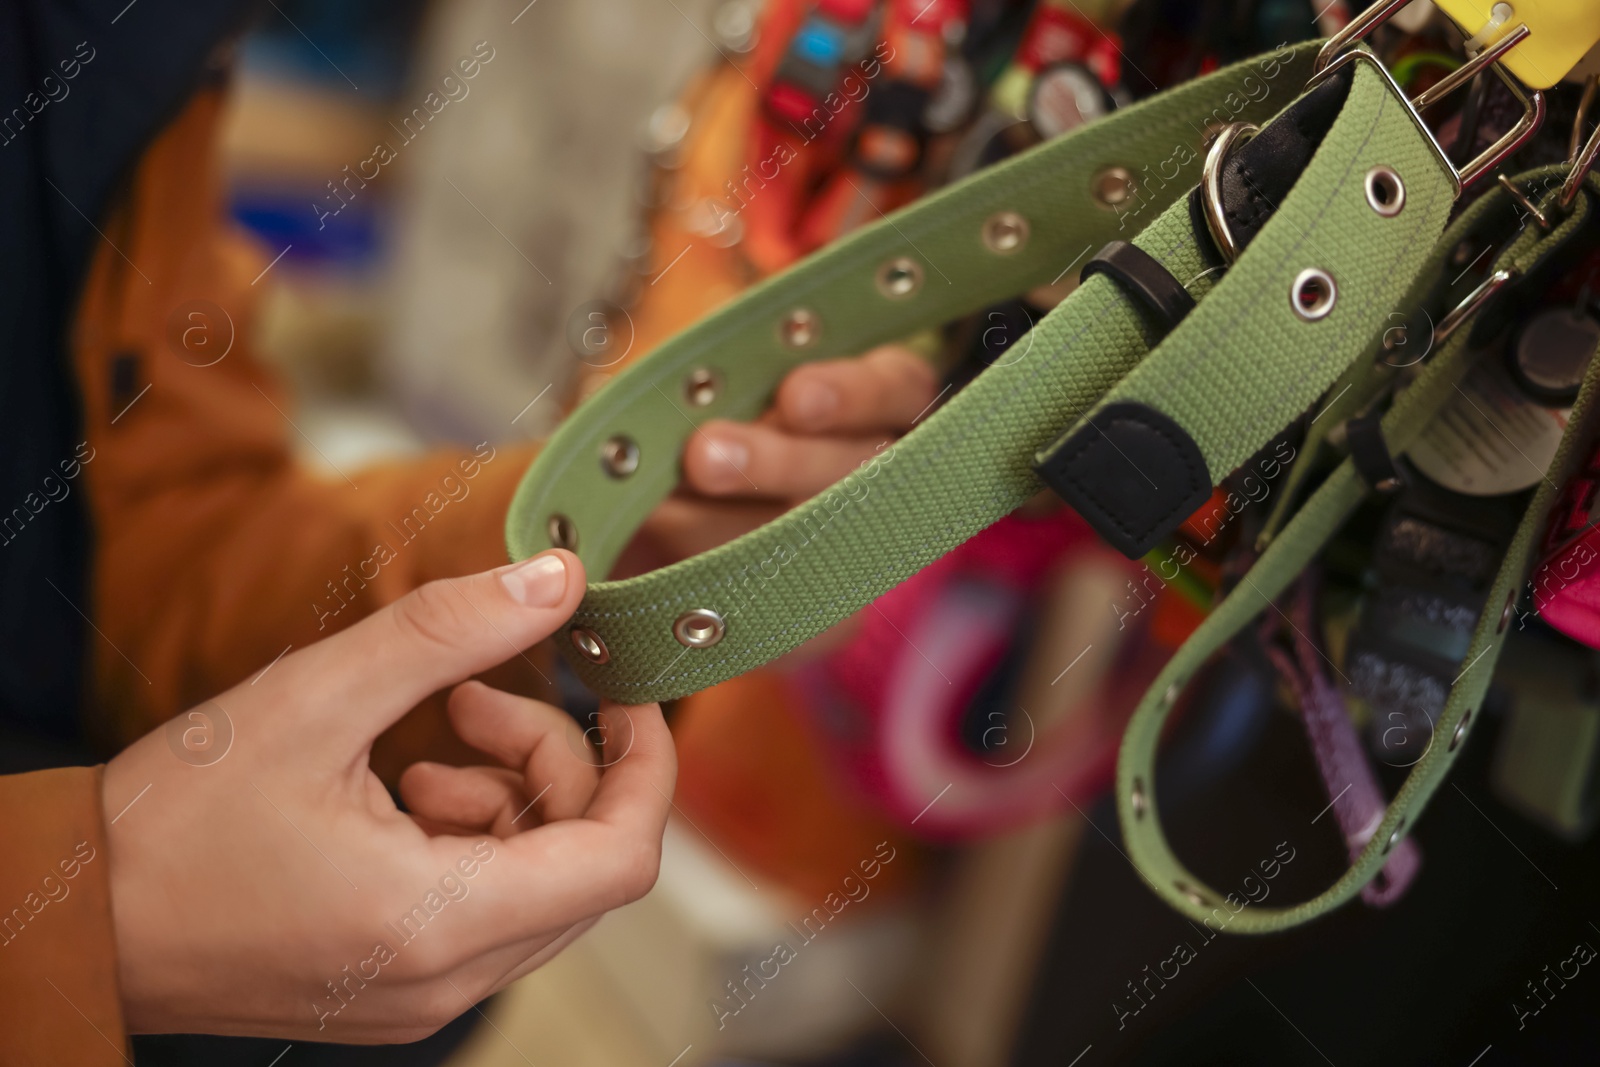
[1200,122,1259,266]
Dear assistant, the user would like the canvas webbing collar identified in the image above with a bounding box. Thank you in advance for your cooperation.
[1031,60,1453,556]
[1115,171,1600,933]
[505,41,1456,704]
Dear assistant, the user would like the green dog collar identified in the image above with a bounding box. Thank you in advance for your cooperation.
[507,42,1455,705]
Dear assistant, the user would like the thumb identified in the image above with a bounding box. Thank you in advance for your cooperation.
[279,550,586,741]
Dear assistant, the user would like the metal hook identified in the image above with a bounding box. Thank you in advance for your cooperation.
[1436,269,1518,345]
[1497,174,1551,231]
[1561,75,1600,211]
[1570,74,1597,163]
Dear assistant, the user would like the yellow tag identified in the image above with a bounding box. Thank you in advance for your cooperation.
[1435,0,1600,88]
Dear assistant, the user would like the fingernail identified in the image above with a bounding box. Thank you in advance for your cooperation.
[500,552,568,608]
[791,383,839,428]
[702,436,750,488]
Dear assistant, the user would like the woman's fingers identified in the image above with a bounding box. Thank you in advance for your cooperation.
[401,681,606,835]
[273,550,586,755]
[773,344,940,434]
[678,345,935,500]
[398,763,526,836]
[433,703,676,944]
[446,681,601,823]
[683,423,892,499]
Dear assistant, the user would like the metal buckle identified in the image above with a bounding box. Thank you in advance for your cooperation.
[1495,72,1598,225]
[1309,0,1546,196]
[1200,122,1258,265]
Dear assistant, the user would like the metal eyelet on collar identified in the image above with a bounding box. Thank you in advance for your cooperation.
[982,212,1030,253]
[685,368,720,407]
[1382,815,1407,855]
[1131,777,1147,818]
[1090,166,1137,209]
[601,435,640,478]
[1449,709,1474,753]
[1364,165,1406,216]
[673,609,725,648]
[875,256,924,299]
[571,627,609,664]
[1291,268,1338,321]
[1498,588,1518,633]
[780,308,819,348]
[547,514,578,550]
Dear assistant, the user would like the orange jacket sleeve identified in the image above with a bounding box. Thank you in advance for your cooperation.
[0,766,127,1065]
[70,84,546,762]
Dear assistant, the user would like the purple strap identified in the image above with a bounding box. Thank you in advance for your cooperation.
[1261,573,1421,907]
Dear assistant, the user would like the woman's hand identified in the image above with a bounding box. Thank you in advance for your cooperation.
[626,343,941,571]
[101,550,674,1042]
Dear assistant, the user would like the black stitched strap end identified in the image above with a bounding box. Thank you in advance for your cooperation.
[1080,240,1196,336]
[1033,401,1212,558]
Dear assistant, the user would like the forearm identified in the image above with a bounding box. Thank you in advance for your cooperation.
[0,766,127,1065]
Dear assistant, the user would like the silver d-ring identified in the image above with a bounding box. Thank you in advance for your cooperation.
[1202,122,1259,265]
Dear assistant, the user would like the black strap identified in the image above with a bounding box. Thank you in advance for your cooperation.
[1080,240,1196,335]
[1347,411,1404,493]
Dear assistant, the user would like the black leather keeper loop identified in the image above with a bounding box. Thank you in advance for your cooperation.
[1081,240,1197,335]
